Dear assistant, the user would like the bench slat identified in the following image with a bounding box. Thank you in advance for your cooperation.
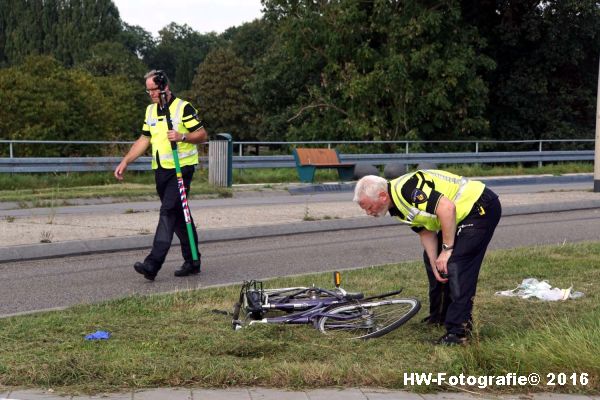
[303,163,355,167]
[292,147,355,183]
[295,148,341,165]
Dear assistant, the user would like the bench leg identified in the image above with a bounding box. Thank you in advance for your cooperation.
[296,166,316,183]
[337,166,355,182]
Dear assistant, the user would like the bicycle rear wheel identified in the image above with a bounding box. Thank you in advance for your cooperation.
[316,298,420,340]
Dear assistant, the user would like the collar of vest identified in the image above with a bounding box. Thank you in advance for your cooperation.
[159,95,175,111]
[147,98,185,123]
[387,181,405,219]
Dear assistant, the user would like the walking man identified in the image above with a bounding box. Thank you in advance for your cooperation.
[114,70,208,280]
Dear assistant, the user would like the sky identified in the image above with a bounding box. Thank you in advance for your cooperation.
[112,0,264,37]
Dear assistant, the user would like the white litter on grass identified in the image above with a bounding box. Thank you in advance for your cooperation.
[495,278,584,301]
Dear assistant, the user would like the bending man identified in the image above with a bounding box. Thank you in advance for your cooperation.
[354,170,501,345]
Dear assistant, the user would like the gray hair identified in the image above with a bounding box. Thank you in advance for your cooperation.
[353,175,388,202]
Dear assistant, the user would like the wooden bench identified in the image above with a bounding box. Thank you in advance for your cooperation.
[292,148,355,183]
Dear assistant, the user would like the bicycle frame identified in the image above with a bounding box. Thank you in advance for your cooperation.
[233,279,404,328]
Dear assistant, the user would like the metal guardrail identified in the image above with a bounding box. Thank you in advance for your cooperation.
[0,150,593,173]
[0,138,595,157]
[232,139,596,156]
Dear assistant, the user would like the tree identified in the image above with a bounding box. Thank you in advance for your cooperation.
[256,0,493,142]
[144,23,222,92]
[78,41,147,80]
[119,22,155,59]
[0,0,122,66]
[188,47,258,140]
[0,55,141,156]
[462,0,600,141]
[221,19,274,68]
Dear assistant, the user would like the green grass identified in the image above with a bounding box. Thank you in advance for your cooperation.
[0,242,598,395]
[0,171,232,205]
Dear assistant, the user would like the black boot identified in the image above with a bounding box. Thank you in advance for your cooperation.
[134,261,157,281]
[421,314,444,326]
[436,333,468,346]
[174,260,201,277]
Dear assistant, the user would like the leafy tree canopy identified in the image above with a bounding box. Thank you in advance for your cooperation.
[0,0,122,67]
[0,55,142,155]
[145,23,223,92]
[257,0,494,141]
[462,0,600,140]
[188,47,259,140]
[77,41,147,80]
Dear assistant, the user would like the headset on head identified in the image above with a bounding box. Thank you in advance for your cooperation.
[153,70,169,91]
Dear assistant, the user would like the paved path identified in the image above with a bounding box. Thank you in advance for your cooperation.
[2,387,599,399]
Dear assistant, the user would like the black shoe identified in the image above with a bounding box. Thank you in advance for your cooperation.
[421,315,444,326]
[174,260,201,277]
[436,333,468,346]
[134,261,157,281]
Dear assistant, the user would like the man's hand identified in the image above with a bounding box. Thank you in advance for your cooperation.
[114,135,150,181]
[167,129,183,142]
[435,249,452,278]
[114,160,128,181]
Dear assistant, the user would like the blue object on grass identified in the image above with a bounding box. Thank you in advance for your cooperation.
[85,330,111,340]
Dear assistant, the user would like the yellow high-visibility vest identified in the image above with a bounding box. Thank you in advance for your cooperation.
[389,170,485,231]
[144,98,198,169]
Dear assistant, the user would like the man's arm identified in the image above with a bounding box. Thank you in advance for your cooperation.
[114,135,151,180]
[167,126,208,144]
[433,196,456,277]
[418,229,448,283]
[166,103,208,144]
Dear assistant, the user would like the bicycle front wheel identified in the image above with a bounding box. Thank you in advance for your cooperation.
[316,298,420,340]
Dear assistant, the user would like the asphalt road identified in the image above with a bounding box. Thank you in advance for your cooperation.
[1,208,599,317]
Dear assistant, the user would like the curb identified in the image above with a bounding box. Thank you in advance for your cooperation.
[1,199,600,264]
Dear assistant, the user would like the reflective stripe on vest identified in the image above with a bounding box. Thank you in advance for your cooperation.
[145,98,198,169]
[420,169,470,202]
[159,148,198,161]
[389,170,485,231]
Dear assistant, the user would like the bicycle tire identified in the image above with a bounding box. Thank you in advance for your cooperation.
[316,298,421,340]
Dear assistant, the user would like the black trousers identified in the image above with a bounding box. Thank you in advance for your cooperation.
[423,187,501,335]
[144,165,200,271]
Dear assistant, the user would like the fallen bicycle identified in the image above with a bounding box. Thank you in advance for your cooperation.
[231,271,420,340]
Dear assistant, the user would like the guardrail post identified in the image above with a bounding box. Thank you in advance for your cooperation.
[475,142,479,153]
[538,141,543,167]
[9,141,13,158]
[209,133,233,187]
[594,52,600,192]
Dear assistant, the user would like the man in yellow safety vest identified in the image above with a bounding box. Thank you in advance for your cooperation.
[114,70,208,281]
[354,170,502,345]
